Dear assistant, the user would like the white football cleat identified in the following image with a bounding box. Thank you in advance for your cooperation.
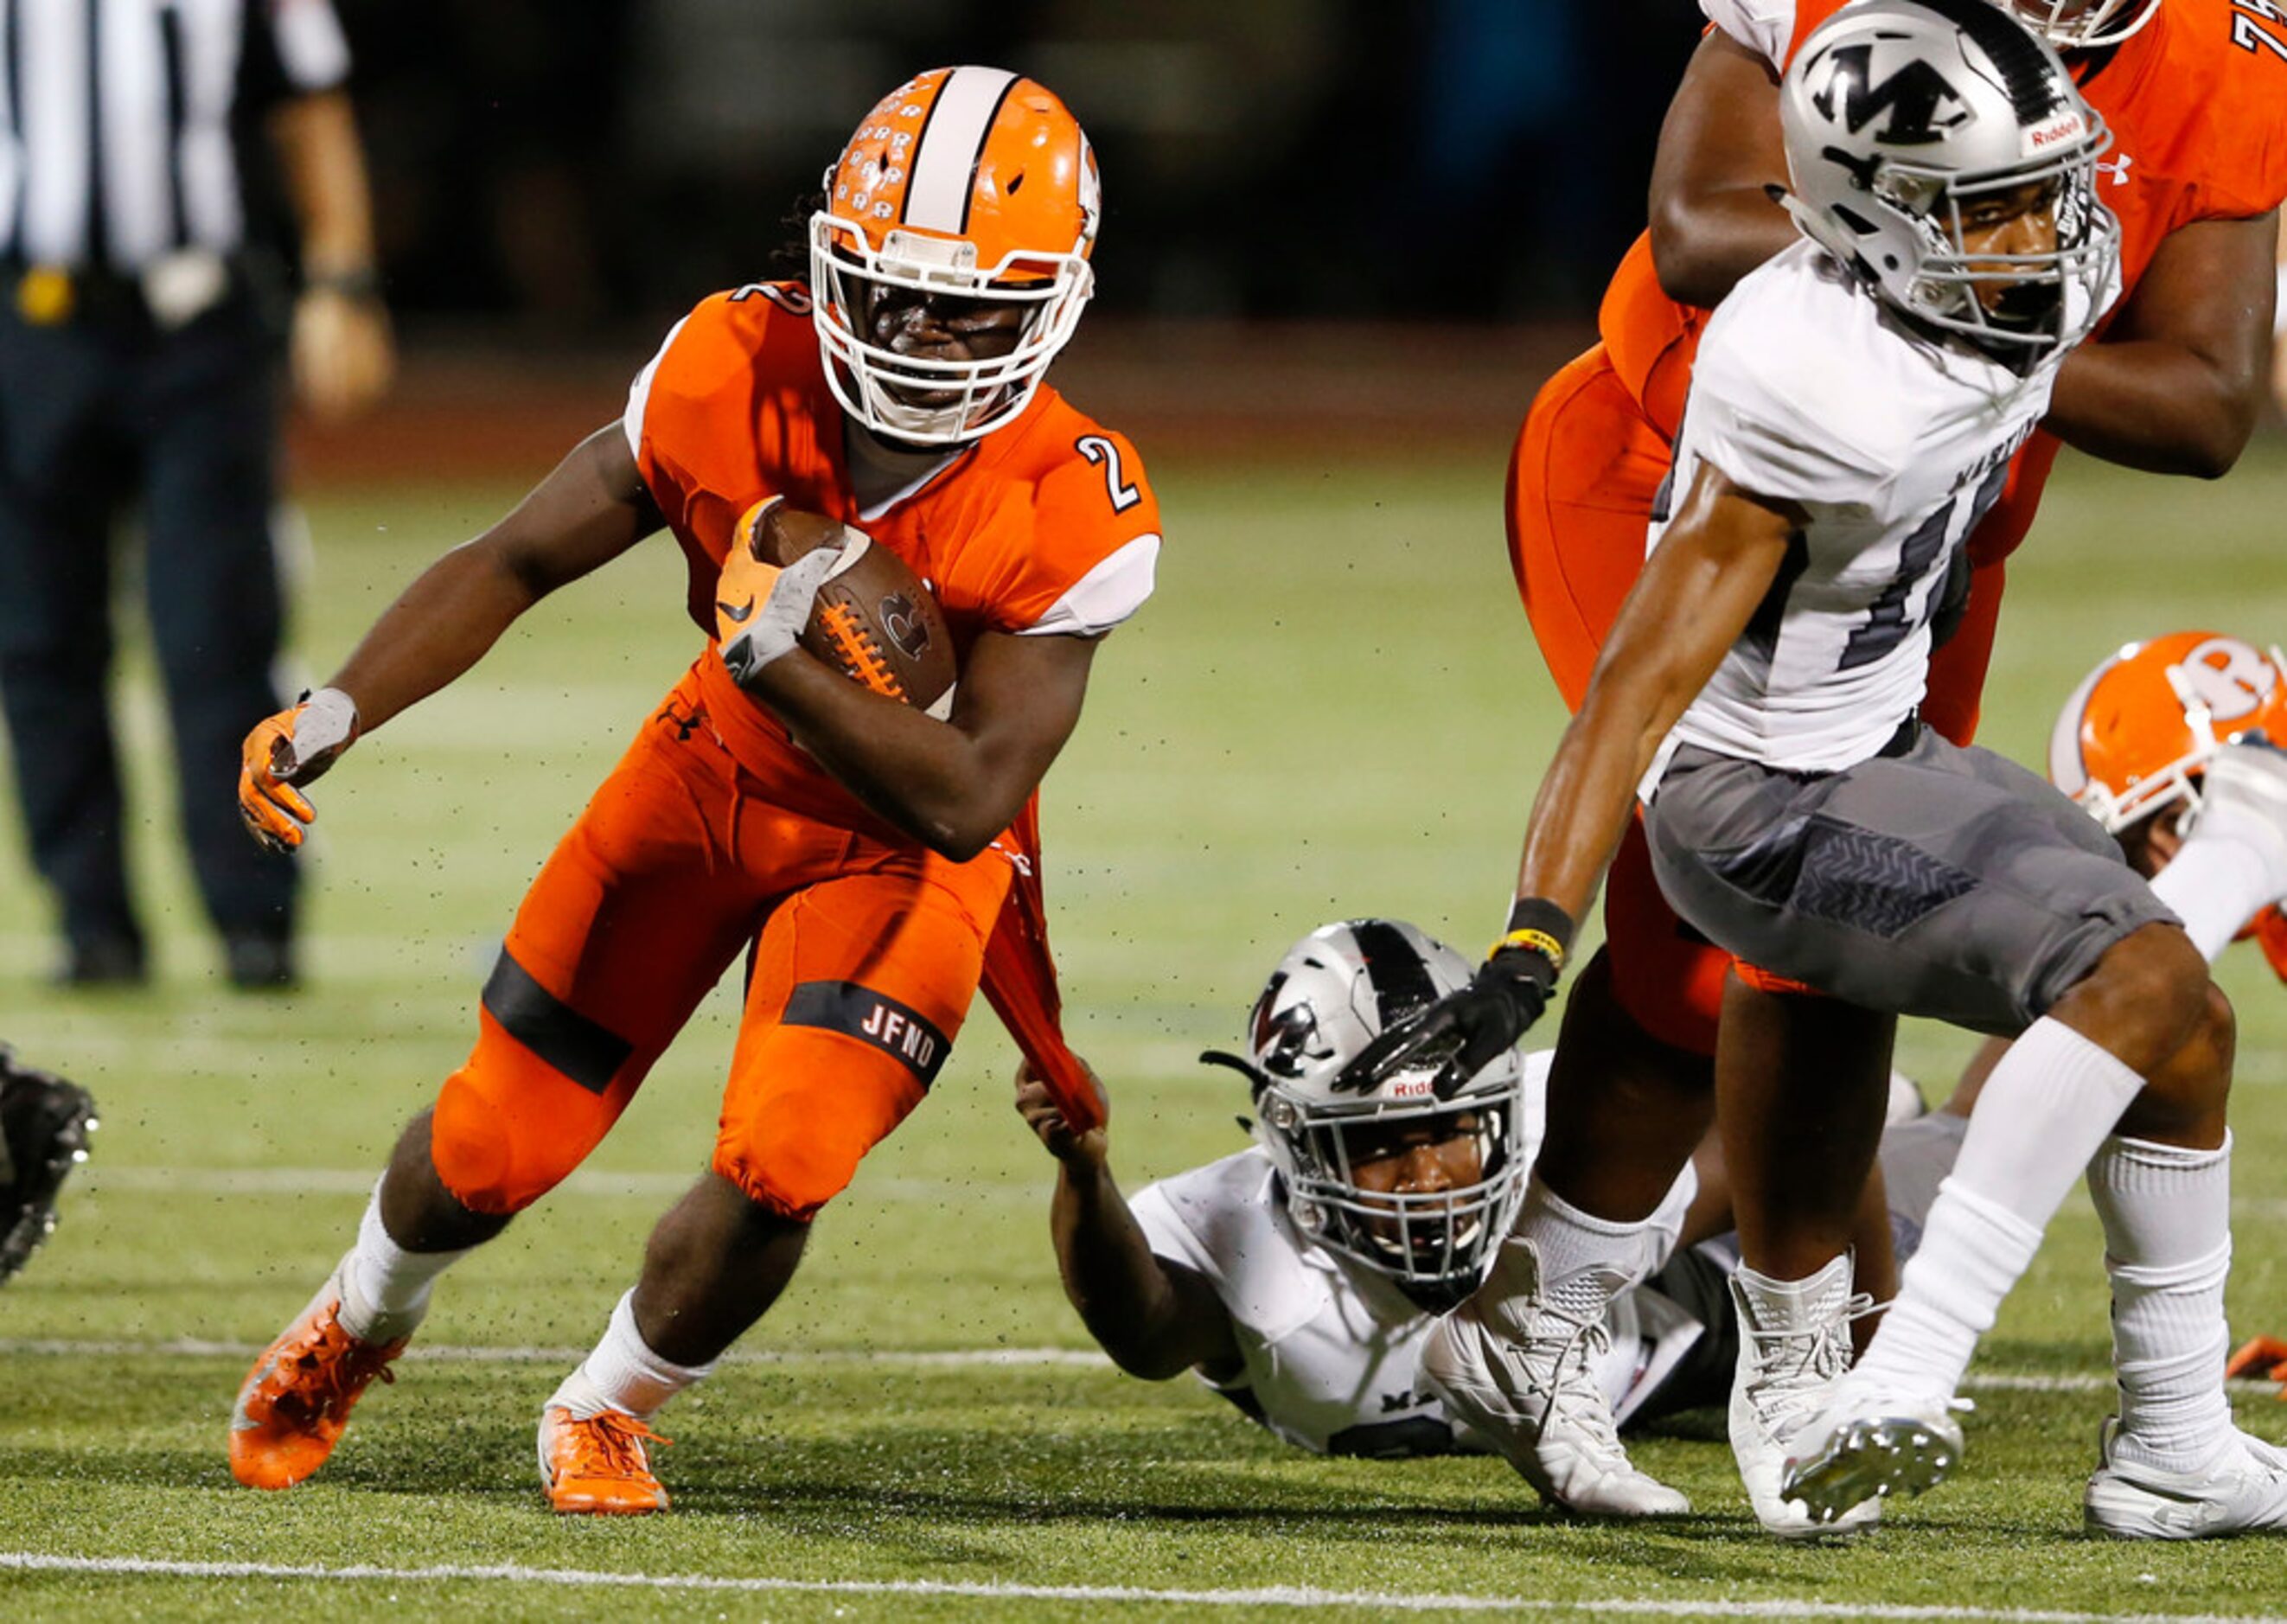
[1780,1378,1969,1525]
[1420,1244,1690,1518]
[2085,1420,2287,1539]
[1729,1259,1881,1538]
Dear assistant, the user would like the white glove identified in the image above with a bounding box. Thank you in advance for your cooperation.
[2188,743,2287,881]
[719,541,860,688]
[279,687,361,781]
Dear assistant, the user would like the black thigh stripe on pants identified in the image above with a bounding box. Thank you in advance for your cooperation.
[1641,727,2181,1037]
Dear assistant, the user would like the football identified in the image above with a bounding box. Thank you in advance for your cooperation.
[739,501,958,715]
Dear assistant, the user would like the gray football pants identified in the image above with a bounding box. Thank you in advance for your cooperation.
[1643,729,2178,1037]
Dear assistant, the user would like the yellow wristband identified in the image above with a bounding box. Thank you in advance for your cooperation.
[1491,927,1566,970]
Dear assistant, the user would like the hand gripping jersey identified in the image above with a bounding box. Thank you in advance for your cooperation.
[1651,244,2075,781]
[1128,1055,1710,1457]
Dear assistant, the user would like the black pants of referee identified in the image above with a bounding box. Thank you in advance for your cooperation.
[0,283,297,971]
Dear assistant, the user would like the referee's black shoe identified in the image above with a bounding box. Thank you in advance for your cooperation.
[0,1046,97,1283]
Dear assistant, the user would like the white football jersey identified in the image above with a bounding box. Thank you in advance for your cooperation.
[1648,243,2069,783]
[1128,1054,1708,1456]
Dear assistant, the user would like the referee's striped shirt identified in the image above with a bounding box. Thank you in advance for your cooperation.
[0,0,350,273]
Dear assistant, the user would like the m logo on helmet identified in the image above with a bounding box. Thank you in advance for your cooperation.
[1809,44,1971,145]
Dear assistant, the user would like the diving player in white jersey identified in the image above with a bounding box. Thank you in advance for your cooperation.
[1014,918,1933,1461]
[1355,0,2284,1543]
[1018,675,2287,1474]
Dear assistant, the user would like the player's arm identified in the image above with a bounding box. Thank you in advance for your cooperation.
[2047,210,2281,478]
[740,624,1097,863]
[269,89,393,422]
[1518,465,1800,922]
[1014,1065,1242,1382]
[1645,29,1798,310]
[239,427,662,852]
[1351,463,1800,1085]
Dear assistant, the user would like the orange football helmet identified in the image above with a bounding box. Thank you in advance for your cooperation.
[2049,631,2287,833]
[809,67,1100,446]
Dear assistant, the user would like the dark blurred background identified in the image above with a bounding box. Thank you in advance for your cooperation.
[337,0,1704,336]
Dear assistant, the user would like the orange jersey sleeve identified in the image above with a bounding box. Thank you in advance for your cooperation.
[623,283,845,634]
[925,394,1164,642]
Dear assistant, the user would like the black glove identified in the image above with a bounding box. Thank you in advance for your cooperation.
[1335,901,1571,1098]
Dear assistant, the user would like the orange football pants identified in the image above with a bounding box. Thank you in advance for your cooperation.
[429,675,1012,1220]
[1507,345,2007,1055]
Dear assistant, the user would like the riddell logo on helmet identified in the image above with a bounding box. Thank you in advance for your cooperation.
[2022,112,2086,154]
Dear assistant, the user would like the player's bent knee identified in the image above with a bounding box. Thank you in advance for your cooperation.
[431,1065,613,1215]
[712,1130,864,1224]
[715,1033,933,1222]
[2071,924,2214,1076]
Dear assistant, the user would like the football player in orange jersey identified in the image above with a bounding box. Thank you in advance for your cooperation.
[1391,0,2287,1537]
[224,67,1163,1514]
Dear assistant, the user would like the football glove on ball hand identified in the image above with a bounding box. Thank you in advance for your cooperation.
[717,538,856,690]
[238,687,360,854]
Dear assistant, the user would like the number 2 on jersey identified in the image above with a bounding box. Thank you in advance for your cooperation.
[1076,435,1141,513]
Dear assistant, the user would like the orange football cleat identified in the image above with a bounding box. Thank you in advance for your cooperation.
[229,1277,406,1489]
[539,1405,673,1514]
[2227,1335,2287,1398]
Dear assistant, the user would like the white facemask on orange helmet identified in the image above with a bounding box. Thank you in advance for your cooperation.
[810,67,1100,447]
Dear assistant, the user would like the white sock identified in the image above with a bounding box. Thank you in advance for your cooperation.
[1644,1160,1697,1274]
[548,1290,715,1420]
[1851,1019,2143,1397]
[2087,1133,2234,1470]
[2150,831,2277,962]
[336,1179,471,1344]
[1489,1178,1671,1326]
[1853,1180,2042,1397]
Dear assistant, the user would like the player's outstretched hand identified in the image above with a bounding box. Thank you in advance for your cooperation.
[1016,1059,1108,1170]
[1338,943,1557,1099]
[238,688,360,854]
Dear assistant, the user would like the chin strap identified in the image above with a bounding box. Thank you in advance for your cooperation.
[1197,1049,1272,1091]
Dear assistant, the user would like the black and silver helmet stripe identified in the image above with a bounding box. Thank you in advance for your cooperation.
[1341,919,1442,1030]
[1909,0,2074,123]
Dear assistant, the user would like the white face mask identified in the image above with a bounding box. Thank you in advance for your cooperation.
[809,219,1094,447]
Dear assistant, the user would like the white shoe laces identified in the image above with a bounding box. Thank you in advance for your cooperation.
[1741,1291,1870,1443]
[1495,1298,1627,1456]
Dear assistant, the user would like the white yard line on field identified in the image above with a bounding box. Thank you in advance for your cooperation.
[0,1336,2276,1398]
[0,1552,2280,1621]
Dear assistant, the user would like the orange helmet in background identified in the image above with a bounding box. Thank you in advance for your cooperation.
[2049,631,2287,833]
[809,67,1101,446]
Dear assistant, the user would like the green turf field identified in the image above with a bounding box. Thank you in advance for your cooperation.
[4,438,2287,1620]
